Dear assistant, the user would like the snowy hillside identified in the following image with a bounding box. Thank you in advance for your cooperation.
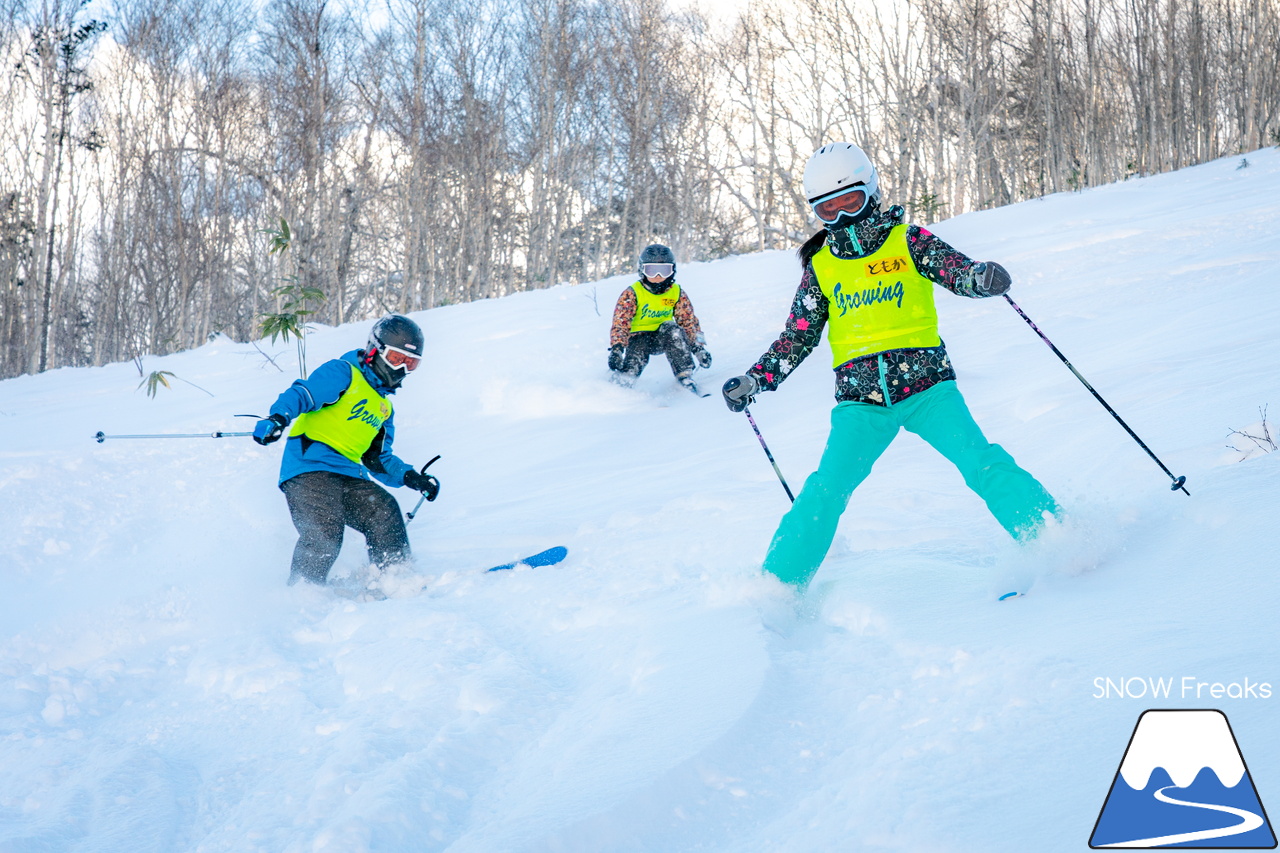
[2,150,1279,853]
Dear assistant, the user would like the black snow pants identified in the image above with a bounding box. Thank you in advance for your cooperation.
[280,471,411,584]
[619,321,695,382]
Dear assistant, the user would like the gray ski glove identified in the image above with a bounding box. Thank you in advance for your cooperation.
[722,375,758,413]
[607,344,624,372]
[972,261,1012,297]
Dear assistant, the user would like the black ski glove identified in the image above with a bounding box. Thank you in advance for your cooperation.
[694,347,712,369]
[403,468,440,502]
[722,375,758,413]
[253,413,289,446]
[607,344,624,372]
[972,261,1012,297]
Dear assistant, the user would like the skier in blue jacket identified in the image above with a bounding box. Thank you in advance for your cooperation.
[253,314,440,586]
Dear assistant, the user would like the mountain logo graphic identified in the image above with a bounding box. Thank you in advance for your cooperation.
[1090,709,1277,848]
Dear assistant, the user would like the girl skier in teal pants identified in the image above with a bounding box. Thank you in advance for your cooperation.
[722,142,1060,588]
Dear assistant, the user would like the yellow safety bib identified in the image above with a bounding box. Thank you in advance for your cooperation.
[289,363,392,464]
[810,224,941,366]
[629,282,681,333]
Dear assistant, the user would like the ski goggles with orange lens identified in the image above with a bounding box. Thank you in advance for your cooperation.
[810,186,870,224]
[641,262,674,278]
[381,345,421,372]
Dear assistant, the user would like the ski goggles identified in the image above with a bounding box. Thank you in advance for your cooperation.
[810,185,870,224]
[381,344,421,372]
[641,262,674,279]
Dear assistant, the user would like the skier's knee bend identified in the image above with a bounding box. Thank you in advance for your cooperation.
[290,537,340,585]
[958,443,1018,487]
[657,324,694,376]
[658,321,690,350]
[620,337,652,377]
[799,466,859,508]
[291,510,343,559]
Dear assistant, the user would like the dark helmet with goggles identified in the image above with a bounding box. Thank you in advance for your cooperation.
[364,314,424,388]
[637,243,676,294]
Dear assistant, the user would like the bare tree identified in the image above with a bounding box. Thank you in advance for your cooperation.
[14,0,105,373]
[3,0,1279,379]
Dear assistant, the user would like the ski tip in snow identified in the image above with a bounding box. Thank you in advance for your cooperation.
[998,591,1024,601]
[487,545,569,572]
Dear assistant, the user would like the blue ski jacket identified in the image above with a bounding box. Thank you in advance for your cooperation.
[266,350,415,488]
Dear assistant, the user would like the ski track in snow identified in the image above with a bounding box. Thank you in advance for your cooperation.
[2,150,1280,852]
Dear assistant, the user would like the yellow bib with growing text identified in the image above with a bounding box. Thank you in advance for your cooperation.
[810,225,941,366]
[629,282,681,333]
[289,363,392,463]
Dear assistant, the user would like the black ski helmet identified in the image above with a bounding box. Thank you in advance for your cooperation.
[363,313,424,388]
[637,243,677,293]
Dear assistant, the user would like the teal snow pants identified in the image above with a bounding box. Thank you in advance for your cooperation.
[762,380,1059,587]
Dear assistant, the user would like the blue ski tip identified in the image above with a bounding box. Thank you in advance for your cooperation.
[487,546,568,573]
[998,591,1023,601]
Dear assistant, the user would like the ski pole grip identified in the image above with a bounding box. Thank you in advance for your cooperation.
[405,455,441,523]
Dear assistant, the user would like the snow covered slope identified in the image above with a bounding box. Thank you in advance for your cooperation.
[2,150,1278,853]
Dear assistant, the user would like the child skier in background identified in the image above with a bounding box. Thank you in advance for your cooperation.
[608,243,712,394]
[253,314,441,587]
[722,142,1060,590]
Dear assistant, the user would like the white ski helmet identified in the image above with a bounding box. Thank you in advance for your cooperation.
[802,142,880,226]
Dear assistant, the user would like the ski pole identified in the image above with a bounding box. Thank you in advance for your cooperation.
[1003,294,1189,495]
[95,414,264,443]
[95,430,254,442]
[405,455,442,523]
[743,406,795,503]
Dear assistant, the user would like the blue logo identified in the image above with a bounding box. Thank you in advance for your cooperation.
[637,303,674,321]
[346,398,386,428]
[830,280,905,317]
[1090,710,1276,848]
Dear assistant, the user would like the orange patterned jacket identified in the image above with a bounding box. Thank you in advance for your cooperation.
[610,283,704,349]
